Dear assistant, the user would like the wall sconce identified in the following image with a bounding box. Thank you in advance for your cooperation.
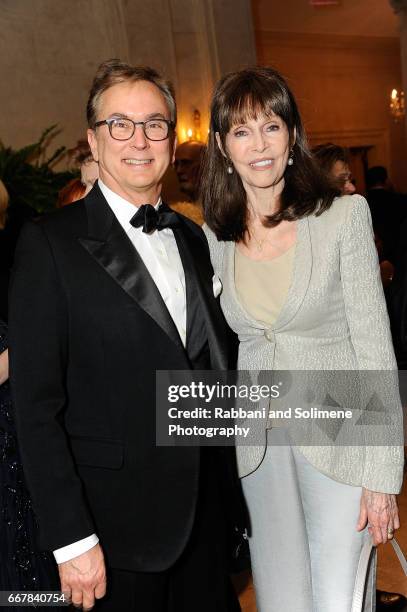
[178,110,206,143]
[189,109,202,142]
[182,110,202,142]
[390,88,405,121]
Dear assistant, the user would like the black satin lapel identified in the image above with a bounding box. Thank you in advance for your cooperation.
[173,225,229,370]
[79,205,184,351]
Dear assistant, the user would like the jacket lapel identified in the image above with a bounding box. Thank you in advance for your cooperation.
[173,222,229,370]
[224,216,312,332]
[272,216,312,330]
[78,184,184,351]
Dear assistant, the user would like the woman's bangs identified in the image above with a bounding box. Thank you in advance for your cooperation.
[224,89,285,131]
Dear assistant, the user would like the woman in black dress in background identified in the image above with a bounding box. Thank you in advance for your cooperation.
[0,319,58,598]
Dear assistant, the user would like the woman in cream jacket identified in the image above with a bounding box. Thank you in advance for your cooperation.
[201,66,404,612]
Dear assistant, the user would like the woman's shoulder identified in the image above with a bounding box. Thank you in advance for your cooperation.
[311,194,370,230]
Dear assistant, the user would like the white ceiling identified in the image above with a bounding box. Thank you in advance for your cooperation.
[252,0,400,37]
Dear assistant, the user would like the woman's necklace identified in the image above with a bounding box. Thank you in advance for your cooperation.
[249,228,286,253]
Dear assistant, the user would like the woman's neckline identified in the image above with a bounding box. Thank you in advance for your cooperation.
[235,241,296,263]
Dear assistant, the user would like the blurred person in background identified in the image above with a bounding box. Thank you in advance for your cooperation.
[366,166,407,267]
[69,139,99,196]
[174,140,205,203]
[171,140,206,225]
[313,142,356,196]
[0,318,58,597]
[56,178,86,208]
[313,146,395,290]
[57,141,99,208]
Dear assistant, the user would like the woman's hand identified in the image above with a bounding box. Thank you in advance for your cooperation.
[0,349,9,385]
[357,487,400,545]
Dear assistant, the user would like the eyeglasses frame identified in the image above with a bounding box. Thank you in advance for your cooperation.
[93,117,175,141]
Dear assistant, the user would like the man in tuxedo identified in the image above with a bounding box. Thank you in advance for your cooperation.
[9,60,241,611]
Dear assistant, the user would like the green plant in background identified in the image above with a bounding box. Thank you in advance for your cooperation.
[0,125,77,214]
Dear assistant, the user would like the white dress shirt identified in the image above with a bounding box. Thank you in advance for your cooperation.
[53,180,187,564]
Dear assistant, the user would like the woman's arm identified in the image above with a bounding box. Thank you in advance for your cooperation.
[0,348,8,385]
[339,195,404,543]
[340,195,404,491]
[340,195,396,370]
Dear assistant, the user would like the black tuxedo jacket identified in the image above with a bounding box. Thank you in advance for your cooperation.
[9,184,237,572]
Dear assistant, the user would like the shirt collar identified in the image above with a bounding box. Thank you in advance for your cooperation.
[98,179,162,228]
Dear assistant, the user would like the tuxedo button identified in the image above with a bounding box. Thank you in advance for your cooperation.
[264,329,275,342]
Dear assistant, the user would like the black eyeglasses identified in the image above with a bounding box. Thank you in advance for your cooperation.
[94,117,174,141]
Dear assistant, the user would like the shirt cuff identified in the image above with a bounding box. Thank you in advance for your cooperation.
[53,534,99,564]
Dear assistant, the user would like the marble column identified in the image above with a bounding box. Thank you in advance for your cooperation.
[0,0,130,149]
[158,0,257,140]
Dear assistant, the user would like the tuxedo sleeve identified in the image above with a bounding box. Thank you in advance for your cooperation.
[9,221,95,550]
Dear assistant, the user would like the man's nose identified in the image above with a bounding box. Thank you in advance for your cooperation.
[131,124,148,149]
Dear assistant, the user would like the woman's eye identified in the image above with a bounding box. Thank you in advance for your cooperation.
[265,124,279,132]
[233,129,248,137]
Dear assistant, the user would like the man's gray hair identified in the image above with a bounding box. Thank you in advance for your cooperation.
[86,59,177,129]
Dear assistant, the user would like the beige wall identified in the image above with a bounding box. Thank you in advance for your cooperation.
[0,0,129,152]
[0,0,255,163]
[254,29,406,192]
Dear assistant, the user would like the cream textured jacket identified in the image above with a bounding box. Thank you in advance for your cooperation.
[204,195,404,493]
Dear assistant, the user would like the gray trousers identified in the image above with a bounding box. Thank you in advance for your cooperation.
[241,429,375,612]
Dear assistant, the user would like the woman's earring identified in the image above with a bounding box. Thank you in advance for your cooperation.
[287,150,294,166]
[227,165,234,175]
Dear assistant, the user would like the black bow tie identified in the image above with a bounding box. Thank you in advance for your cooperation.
[130,203,179,234]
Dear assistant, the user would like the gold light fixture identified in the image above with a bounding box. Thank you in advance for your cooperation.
[185,110,202,142]
[390,88,405,121]
[191,109,202,142]
[179,109,206,143]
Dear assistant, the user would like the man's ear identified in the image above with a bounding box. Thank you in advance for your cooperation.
[215,132,227,158]
[171,135,178,165]
[87,129,99,163]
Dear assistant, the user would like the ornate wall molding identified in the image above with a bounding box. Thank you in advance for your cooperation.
[256,30,399,53]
